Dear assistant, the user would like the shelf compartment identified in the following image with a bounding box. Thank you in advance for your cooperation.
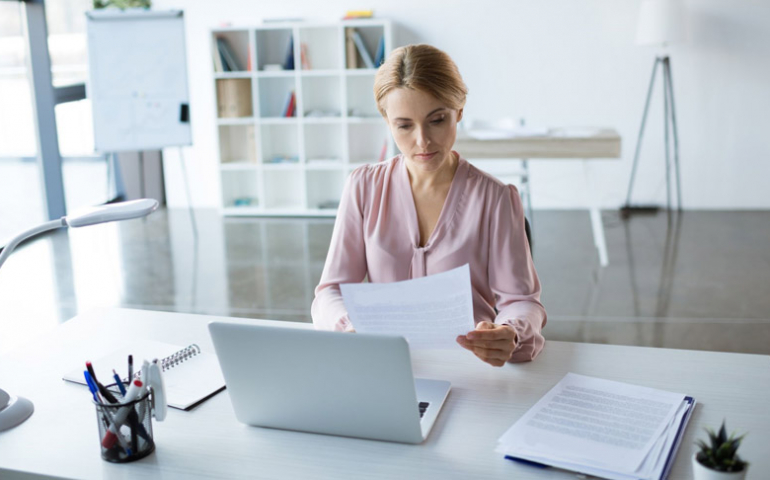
[212,30,251,73]
[344,25,385,70]
[298,26,340,71]
[258,76,297,118]
[256,28,295,72]
[219,124,257,165]
[221,170,260,208]
[263,169,304,210]
[216,78,254,118]
[304,123,343,164]
[306,169,345,211]
[346,74,379,118]
[348,123,390,164]
[301,76,342,118]
[260,123,299,165]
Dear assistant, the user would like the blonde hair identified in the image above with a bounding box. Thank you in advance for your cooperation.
[373,44,468,118]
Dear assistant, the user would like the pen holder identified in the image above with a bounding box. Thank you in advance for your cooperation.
[93,385,155,463]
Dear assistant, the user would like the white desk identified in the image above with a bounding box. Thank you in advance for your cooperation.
[454,128,622,266]
[1,307,767,479]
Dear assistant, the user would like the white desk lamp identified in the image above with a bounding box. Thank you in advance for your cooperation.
[622,0,685,217]
[0,198,159,431]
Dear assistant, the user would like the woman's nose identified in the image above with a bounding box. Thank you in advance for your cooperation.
[416,128,430,148]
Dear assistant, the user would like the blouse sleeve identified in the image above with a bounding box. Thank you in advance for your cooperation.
[311,167,369,331]
[488,184,547,362]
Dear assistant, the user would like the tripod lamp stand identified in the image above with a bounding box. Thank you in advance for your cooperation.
[0,198,159,431]
[622,0,685,217]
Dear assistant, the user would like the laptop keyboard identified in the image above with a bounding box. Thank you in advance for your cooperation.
[418,402,430,418]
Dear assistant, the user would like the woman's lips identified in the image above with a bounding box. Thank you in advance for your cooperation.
[414,152,437,160]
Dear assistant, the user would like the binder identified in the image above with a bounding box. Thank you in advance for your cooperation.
[63,340,226,410]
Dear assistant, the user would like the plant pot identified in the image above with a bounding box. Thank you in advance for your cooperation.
[692,454,748,480]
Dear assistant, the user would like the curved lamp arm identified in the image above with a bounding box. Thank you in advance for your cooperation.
[0,199,159,270]
[0,198,159,432]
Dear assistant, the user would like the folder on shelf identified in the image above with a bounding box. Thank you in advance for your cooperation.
[212,36,224,72]
[374,35,385,66]
[345,28,358,69]
[351,30,374,68]
[284,36,295,70]
[217,37,242,71]
[217,79,252,118]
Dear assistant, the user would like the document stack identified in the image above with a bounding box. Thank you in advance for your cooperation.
[497,373,695,480]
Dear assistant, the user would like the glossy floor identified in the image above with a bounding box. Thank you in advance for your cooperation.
[1,209,768,356]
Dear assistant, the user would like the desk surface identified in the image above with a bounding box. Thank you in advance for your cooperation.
[1,308,767,479]
[454,128,621,158]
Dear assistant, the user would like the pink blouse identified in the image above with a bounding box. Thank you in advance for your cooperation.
[311,153,547,362]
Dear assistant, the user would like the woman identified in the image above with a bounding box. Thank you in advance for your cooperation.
[311,44,546,366]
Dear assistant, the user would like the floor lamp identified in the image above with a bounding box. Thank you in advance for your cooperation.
[622,0,685,218]
[0,198,159,432]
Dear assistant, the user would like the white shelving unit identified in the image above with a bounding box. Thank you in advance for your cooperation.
[212,20,394,217]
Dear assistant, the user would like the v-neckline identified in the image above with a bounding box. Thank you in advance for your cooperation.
[400,153,468,250]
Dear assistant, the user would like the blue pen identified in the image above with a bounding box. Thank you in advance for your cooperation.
[84,371,101,402]
[112,369,127,396]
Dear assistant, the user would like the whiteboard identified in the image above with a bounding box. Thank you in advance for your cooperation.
[86,9,192,152]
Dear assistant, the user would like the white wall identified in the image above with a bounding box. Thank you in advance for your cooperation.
[156,0,770,210]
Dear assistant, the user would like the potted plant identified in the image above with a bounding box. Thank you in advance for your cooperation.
[693,421,749,480]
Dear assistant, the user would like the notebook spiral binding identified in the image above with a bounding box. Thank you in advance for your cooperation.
[129,344,202,379]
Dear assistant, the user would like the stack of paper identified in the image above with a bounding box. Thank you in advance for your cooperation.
[497,373,695,480]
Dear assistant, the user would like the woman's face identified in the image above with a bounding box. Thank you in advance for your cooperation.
[382,87,463,174]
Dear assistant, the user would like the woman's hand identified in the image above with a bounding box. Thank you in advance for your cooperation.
[456,321,518,367]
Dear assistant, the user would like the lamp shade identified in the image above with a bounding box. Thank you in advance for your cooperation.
[636,0,685,46]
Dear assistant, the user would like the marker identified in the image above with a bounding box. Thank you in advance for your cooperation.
[128,354,133,381]
[101,379,143,450]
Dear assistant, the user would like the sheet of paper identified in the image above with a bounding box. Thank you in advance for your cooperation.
[497,373,685,473]
[340,264,475,349]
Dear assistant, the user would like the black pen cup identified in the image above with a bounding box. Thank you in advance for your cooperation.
[93,385,155,463]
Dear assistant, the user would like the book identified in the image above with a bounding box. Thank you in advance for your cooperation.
[281,90,296,117]
[342,9,373,19]
[351,30,374,68]
[345,28,358,69]
[217,37,243,71]
[283,36,294,70]
[497,373,696,480]
[212,36,224,72]
[374,34,385,67]
[300,42,311,70]
[63,340,226,410]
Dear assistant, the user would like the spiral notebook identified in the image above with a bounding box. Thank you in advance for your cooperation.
[62,340,226,410]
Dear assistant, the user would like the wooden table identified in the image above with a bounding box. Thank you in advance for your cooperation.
[1,307,767,479]
[454,128,622,266]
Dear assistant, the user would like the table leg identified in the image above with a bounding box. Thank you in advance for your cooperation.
[583,160,609,267]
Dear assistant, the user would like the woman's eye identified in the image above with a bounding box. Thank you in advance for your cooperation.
[431,118,445,125]
[397,124,411,130]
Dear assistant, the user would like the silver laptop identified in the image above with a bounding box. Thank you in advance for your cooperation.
[208,321,451,444]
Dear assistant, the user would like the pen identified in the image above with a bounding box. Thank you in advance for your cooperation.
[113,369,127,396]
[84,370,102,403]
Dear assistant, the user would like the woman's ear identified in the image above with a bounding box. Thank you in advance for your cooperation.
[456,108,464,123]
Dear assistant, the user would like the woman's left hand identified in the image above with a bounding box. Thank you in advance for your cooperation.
[456,321,518,367]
